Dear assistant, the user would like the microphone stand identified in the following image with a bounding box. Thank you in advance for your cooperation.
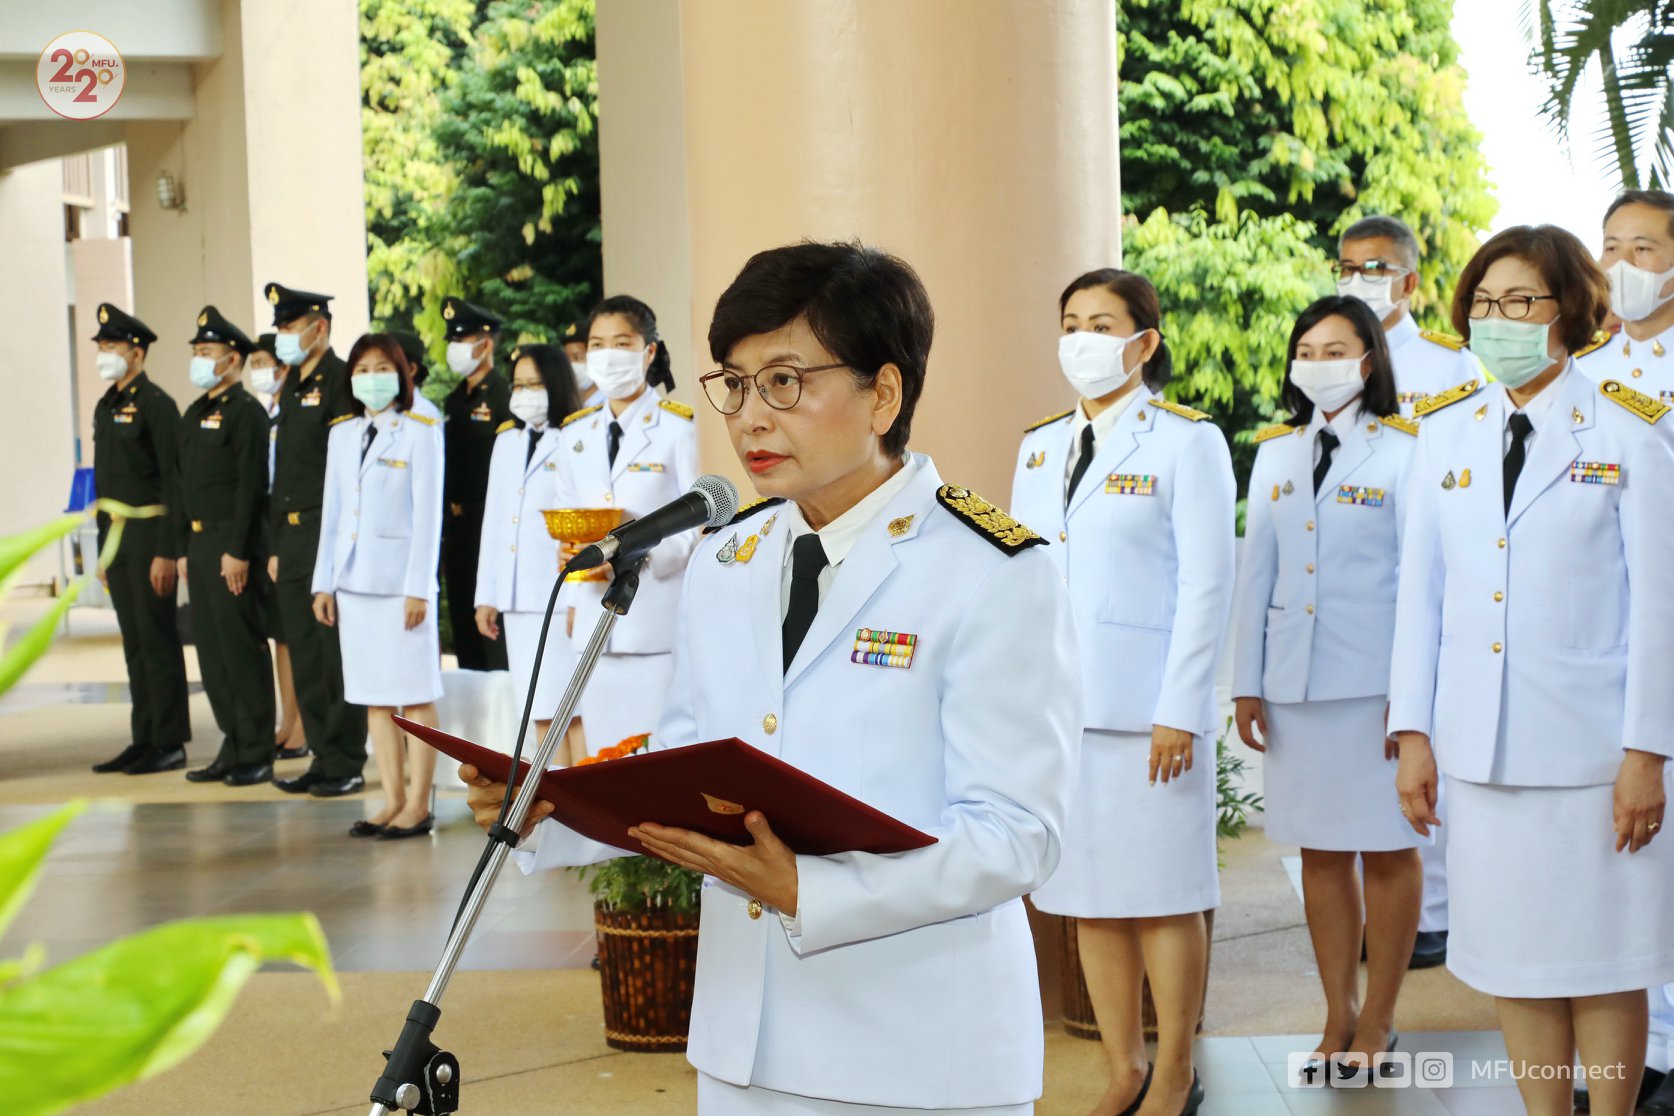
[365,552,649,1116]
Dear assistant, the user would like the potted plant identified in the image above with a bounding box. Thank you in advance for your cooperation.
[572,734,704,1052]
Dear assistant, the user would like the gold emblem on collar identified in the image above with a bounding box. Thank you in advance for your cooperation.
[888,515,914,537]
[1460,468,1471,488]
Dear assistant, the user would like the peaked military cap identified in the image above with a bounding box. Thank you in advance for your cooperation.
[92,303,157,348]
[264,282,334,326]
[388,329,430,386]
[254,332,280,361]
[190,305,255,355]
[442,297,503,339]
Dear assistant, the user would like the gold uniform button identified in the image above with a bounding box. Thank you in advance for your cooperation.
[1305,563,1315,574]
[1305,521,1315,532]
[1305,604,1315,615]
[1493,591,1504,602]
[762,713,778,735]
[511,516,519,525]
[517,487,525,496]
[1059,531,1067,542]
[351,532,357,540]
[1497,538,1506,549]
[603,493,614,504]
[1492,642,1503,653]
[747,898,763,920]
[510,545,517,553]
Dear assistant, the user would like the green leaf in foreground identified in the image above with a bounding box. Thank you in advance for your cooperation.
[0,805,84,941]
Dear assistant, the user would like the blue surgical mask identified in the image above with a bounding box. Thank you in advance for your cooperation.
[188,355,223,390]
[352,370,401,413]
[274,327,308,366]
[1469,317,1557,388]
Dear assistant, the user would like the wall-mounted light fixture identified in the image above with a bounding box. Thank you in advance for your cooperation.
[155,170,184,211]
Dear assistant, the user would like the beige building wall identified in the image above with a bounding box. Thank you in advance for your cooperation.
[69,235,135,453]
[598,0,1121,503]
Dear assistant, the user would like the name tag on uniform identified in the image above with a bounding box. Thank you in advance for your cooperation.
[627,463,665,473]
[301,390,322,407]
[852,628,917,669]
[1570,461,1621,485]
[1105,473,1155,495]
[1336,484,1385,507]
[377,457,408,469]
[1397,392,1429,405]
[200,415,222,430]
[471,403,492,422]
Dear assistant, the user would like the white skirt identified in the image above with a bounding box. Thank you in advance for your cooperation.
[1446,773,1674,998]
[336,590,443,707]
[577,651,674,758]
[697,1074,1031,1116]
[1262,696,1419,851]
[1031,728,1219,919]
[504,610,578,724]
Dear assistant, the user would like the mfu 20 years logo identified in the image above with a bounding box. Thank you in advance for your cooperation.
[36,31,125,121]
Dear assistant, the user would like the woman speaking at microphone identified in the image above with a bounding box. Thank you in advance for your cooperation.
[462,242,1080,1114]
[312,335,445,839]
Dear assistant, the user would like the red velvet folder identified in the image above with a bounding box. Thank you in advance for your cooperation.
[396,717,937,857]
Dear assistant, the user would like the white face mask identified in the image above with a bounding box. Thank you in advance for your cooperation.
[587,347,649,400]
[248,364,279,395]
[446,340,483,374]
[274,319,318,366]
[96,351,129,382]
[509,388,549,429]
[188,355,224,391]
[1289,357,1367,413]
[1338,273,1403,320]
[1604,258,1674,323]
[1057,331,1141,400]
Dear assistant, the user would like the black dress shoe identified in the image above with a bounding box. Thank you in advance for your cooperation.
[122,746,186,775]
[275,743,312,762]
[348,820,386,838]
[1115,1063,1153,1116]
[1180,1068,1203,1116]
[185,761,232,782]
[308,774,366,798]
[274,769,323,794]
[1575,1066,1666,1113]
[377,815,434,840]
[93,743,148,773]
[1409,930,1448,969]
[223,763,273,786]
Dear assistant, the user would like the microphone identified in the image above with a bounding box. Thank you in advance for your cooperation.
[565,474,740,575]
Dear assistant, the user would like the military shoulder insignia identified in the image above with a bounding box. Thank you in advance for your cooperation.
[704,495,786,535]
[1412,379,1480,418]
[1575,329,1613,359]
[1023,409,1074,433]
[408,411,438,427]
[935,485,1045,556]
[1600,380,1669,424]
[1150,398,1211,422]
[495,419,517,434]
[560,404,603,428]
[659,399,695,421]
[1380,414,1419,436]
[328,413,355,427]
[1419,329,1465,352]
[1252,423,1301,444]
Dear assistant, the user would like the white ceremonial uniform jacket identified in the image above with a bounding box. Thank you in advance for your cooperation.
[1386,314,1481,419]
[311,409,444,600]
[554,391,699,655]
[1576,321,1674,403]
[411,392,442,424]
[1232,410,1417,704]
[1387,368,1674,786]
[474,424,562,614]
[517,455,1081,1108]
[1010,397,1236,737]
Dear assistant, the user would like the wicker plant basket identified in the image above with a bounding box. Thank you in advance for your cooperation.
[1059,910,1215,1041]
[594,905,700,1052]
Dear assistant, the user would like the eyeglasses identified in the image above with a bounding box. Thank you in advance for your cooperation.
[1467,294,1557,321]
[699,362,849,415]
[1333,260,1409,279]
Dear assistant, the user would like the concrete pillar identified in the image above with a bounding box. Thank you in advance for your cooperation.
[596,0,1121,501]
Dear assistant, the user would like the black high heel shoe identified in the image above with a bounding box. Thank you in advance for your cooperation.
[1114,1063,1153,1116]
[1180,1068,1204,1116]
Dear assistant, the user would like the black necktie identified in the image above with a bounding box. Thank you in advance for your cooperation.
[782,533,830,672]
[360,422,376,464]
[1504,412,1533,514]
[1065,424,1097,507]
[526,428,540,468]
[1312,428,1339,495]
[607,420,623,468]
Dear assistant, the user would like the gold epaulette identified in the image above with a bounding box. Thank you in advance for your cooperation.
[703,495,785,535]
[1600,380,1669,424]
[659,398,694,421]
[1252,423,1302,443]
[1575,329,1613,359]
[1150,397,1211,422]
[495,419,517,434]
[936,485,1045,556]
[1419,329,1465,352]
[1380,414,1419,436]
[328,414,355,426]
[560,404,602,428]
[1412,379,1480,418]
[1023,409,1074,433]
[408,411,438,427]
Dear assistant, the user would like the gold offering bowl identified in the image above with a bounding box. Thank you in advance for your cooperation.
[542,507,625,582]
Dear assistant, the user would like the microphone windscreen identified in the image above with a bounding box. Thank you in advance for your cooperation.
[692,474,740,528]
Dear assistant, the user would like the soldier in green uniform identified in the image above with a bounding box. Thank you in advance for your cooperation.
[89,304,192,776]
[440,297,512,672]
[265,283,368,796]
[177,306,274,786]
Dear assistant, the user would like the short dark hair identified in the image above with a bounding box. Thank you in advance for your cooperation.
[1450,225,1609,356]
[512,343,583,425]
[1339,215,1420,269]
[587,295,675,392]
[344,333,415,415]
[1057,269,1173,391]
[1603,189,1674,239]
[1281,296,1399,424]
[708,241,933,458]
